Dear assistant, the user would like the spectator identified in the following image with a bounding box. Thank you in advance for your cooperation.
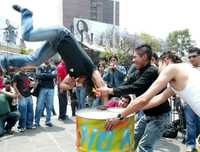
[13,68,34,132]
[98,61,106,77]
[0,86,20,137]
[103,55,126,88]
[57,60,68,120]
[35,60,57,127]
[3,79,18,112]
[184,47,200,152]
[92,61,106,107]
[151,52,159,67]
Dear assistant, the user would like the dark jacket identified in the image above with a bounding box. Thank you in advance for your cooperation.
[36,64,57,89]
[113,63,171,116]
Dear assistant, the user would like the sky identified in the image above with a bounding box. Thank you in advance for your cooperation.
[0,0,200,48]
[120,0,200,46]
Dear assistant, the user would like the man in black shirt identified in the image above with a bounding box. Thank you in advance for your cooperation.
[97,44,170,152]
[35,60,56,127]
[13,70,34,131]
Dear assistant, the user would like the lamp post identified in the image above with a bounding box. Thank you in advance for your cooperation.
[112,0,116,51]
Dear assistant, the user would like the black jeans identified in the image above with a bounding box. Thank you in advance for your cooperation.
[0,111,20,136]
[71,99,78,116]
[58,90,68,119]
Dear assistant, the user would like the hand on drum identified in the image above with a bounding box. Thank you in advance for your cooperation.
[105,117,120,131]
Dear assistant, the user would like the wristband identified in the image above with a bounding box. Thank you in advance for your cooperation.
[117,113,125,120]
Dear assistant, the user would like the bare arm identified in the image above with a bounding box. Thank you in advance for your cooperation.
[121,64,176,117]
[59,75,76,90]
[142,87,175,110]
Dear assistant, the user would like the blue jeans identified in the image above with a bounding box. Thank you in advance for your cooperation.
[0,8,67,69]
[18,96,34,129]
[75,86,86,109]
[135,111,144,122]
[134,113,170,152]
[184,104,200,149]
[35,88,54,125]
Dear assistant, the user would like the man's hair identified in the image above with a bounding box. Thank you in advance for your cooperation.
[152,52,158,60]
[188,47,200,55]
[3,78,11,85]
[135,44,152,61]
[122,95,131,104]
[109,55,118,62]
[160,51,182,63]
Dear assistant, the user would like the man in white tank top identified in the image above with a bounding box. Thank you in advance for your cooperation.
[183,47,200,152]
[99,51,200,133]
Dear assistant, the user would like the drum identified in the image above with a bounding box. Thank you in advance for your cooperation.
[76,108,134,152]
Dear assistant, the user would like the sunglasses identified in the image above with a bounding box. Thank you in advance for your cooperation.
[188,55,199,59]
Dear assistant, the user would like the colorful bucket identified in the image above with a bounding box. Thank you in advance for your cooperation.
[76,108,134,152]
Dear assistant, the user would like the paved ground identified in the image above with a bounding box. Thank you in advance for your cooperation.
[0,94,187,152]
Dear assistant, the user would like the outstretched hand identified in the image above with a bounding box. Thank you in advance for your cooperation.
[96,86,113,96]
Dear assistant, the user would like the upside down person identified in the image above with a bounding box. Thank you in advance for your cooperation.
[0,5,107,102]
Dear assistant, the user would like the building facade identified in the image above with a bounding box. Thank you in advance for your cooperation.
[62,0,119,29]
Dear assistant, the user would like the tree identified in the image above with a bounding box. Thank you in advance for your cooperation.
[19,48,29,54]
[139,33,161,52]
[166,29,194,56]
[120,32,142,53]
[99,49,132,67]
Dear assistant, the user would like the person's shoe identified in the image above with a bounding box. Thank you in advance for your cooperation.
[58,115,69,121]
[45,122,53,127]
[33,124,40,128]
[12,5,22,12]
[19,128,26,132]
[4,128,15,135]
[41,113,45,117]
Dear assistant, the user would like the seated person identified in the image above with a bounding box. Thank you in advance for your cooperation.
[98,95,131,109]
[2,79,18,112]
[0,79,20,137]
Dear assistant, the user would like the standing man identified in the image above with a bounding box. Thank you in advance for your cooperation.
[184,47,200,152]
[57,60,68,120]
[13,68,34,131]
[97,44,171,152]
[102,51,200,152]
[35,60,57,127]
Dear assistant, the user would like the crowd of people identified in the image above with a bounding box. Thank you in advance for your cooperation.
[0,5,200,152]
